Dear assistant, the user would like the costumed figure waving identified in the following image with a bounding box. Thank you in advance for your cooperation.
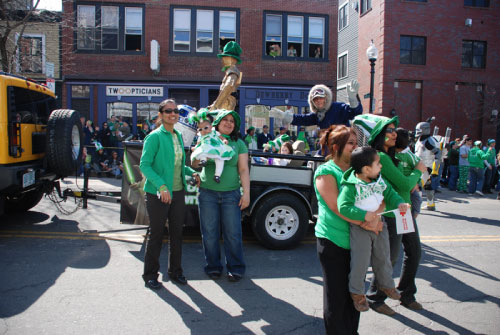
[414,121,442,211]
[189,108,235,183]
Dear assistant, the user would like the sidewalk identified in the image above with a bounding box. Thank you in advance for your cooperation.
[61,176,122,193]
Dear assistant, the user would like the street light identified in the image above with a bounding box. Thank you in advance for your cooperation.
[366,40,378,113]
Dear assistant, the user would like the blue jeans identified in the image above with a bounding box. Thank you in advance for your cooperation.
[198,188,245,276]
[447,165,459,191]
[483,167,493,191]
[468,167,485,193]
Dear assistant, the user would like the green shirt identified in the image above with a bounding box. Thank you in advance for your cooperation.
[172,134,183,191]
[468,147,491,168]
[313,161,351,250]
[140,125,195,196]
[379,152,422,217]
[200,138,248,191]
[395,148,420,177]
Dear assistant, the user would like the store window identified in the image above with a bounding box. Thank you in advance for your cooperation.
[71,85,91,121]
[137,103,160,129]
[107,102,132,125]
[400,35,426,65]
[462,40,486,69]
[76,3,144,53]
[264,12,328,61]
[17,34,44,73]
[171,6,239,55]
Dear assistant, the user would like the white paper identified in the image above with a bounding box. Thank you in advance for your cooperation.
[394,209,415,235]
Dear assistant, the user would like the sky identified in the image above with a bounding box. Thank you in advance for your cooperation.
[36,0,62,12]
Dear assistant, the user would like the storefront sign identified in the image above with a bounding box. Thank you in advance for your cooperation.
[106,86,163,97]
[246,89,309,101]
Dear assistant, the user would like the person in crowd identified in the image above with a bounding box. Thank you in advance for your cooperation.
[314,125,376,334]
[467,140,494,196]
[106,151,124,179]
[137,123,150,141]
[457,137,472,193]
[287,45,297,57]
[189,110,235,183]
[83,120,94,148]
[80,115,86,127]
[257,125,274,149]
[92,142,111,177]
[139,99,200,290]
[338,146,408,312]
[272,141,293,166]
[446,141,460,191]
[191,109,250,282]
[92,124,100,144]
[482,139,496,194]
[244,126,258,150]
[297,126,311,153]
[394,128,422,219]
[353,114,426,316]
[269,44,281,57]
[264,133,290,153]
[78,146,91,176]
[314,46,322,58]
[275,82,362,133]
[99,121,112,149]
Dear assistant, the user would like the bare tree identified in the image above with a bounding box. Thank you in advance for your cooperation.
[0,0,43,73]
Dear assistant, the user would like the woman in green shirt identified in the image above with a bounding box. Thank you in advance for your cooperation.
[314,125,381,334]
[140,99,199,290]
[361,115,426,315]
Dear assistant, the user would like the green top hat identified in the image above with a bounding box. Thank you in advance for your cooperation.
[217,41,242,64]
[353,114,399,145]
[212,109,241,129]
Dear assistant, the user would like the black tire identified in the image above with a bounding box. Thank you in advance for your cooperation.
[5,190,44,213]
[251,193,310,249]
[46,109,83,177]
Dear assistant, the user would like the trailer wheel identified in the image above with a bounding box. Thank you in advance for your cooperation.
[251,193,309,249]
[5,189,44,213]
[46,109,83,177]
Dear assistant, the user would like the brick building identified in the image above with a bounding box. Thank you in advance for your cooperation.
[338,0,500,142]
[61,0,340,137]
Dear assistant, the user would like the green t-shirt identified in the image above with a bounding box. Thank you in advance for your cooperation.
[200,138,248,191]
[313,160,351,250]
[395,148,420,177]
[172,134,183,191]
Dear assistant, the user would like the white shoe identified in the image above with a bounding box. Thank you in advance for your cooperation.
[475,191,484,196]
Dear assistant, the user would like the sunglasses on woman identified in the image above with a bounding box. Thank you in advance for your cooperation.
[197,125,210,132]
[161,108,179,114]
[385,128,396,134]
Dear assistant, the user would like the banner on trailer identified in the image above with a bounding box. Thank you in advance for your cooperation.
[120,143,200,227]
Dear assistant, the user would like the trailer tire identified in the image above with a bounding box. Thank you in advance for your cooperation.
[251,193,309,249]
[46,109,83,177]
[5,189,44,213]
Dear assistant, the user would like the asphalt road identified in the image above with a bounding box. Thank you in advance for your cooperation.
[0,185,499,334]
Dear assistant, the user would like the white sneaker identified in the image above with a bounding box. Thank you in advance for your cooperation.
[476,191,484,196]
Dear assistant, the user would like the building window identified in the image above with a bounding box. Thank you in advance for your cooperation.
[462,40,486,69]
[77,5,95,50]
[464,0,489,7]
[101,6,118,50]
[171,6,239,55]
[173,8,191,52]
[338,52,348,79]
[196,10,214,52]
[264,12,328,61]
[287,16,303,57]
[361,0,372,14]
[76,3,144,53]
[125,7,142,51]
[338,2,348,31]
[17,34,44,73]
[219,11,236,51]
[400,35,426,65]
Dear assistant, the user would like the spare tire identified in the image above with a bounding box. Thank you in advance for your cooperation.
[46,109,83,177]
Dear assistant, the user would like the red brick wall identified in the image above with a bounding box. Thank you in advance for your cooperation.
[358,1,500,141]
[62,0,338,87]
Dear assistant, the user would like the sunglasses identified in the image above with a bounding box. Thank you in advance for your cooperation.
[385,128,396,134]
[161,108,179,114]
[197,125,210,132]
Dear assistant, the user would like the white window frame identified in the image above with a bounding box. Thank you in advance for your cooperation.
[15,33,45,74]
[124,7,143,51]
[287,15,303,58]
[219,11,236,48]
[338,1,349,32]
[196,9,214,53]
[337,51,349,79]
[173,8,191,52]
[265,14,282,45]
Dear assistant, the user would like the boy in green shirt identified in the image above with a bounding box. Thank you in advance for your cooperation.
[338,147,409,312]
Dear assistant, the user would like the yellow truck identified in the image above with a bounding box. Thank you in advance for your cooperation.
[0,72,83,215]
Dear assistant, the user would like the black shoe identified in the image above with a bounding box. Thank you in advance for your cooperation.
[145,279,162,290]
[207,272,221,280]
[214,175,221,183]
[169,274,187,285]
[227,273,242,282]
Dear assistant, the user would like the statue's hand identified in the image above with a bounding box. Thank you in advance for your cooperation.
[347,80,360,108]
